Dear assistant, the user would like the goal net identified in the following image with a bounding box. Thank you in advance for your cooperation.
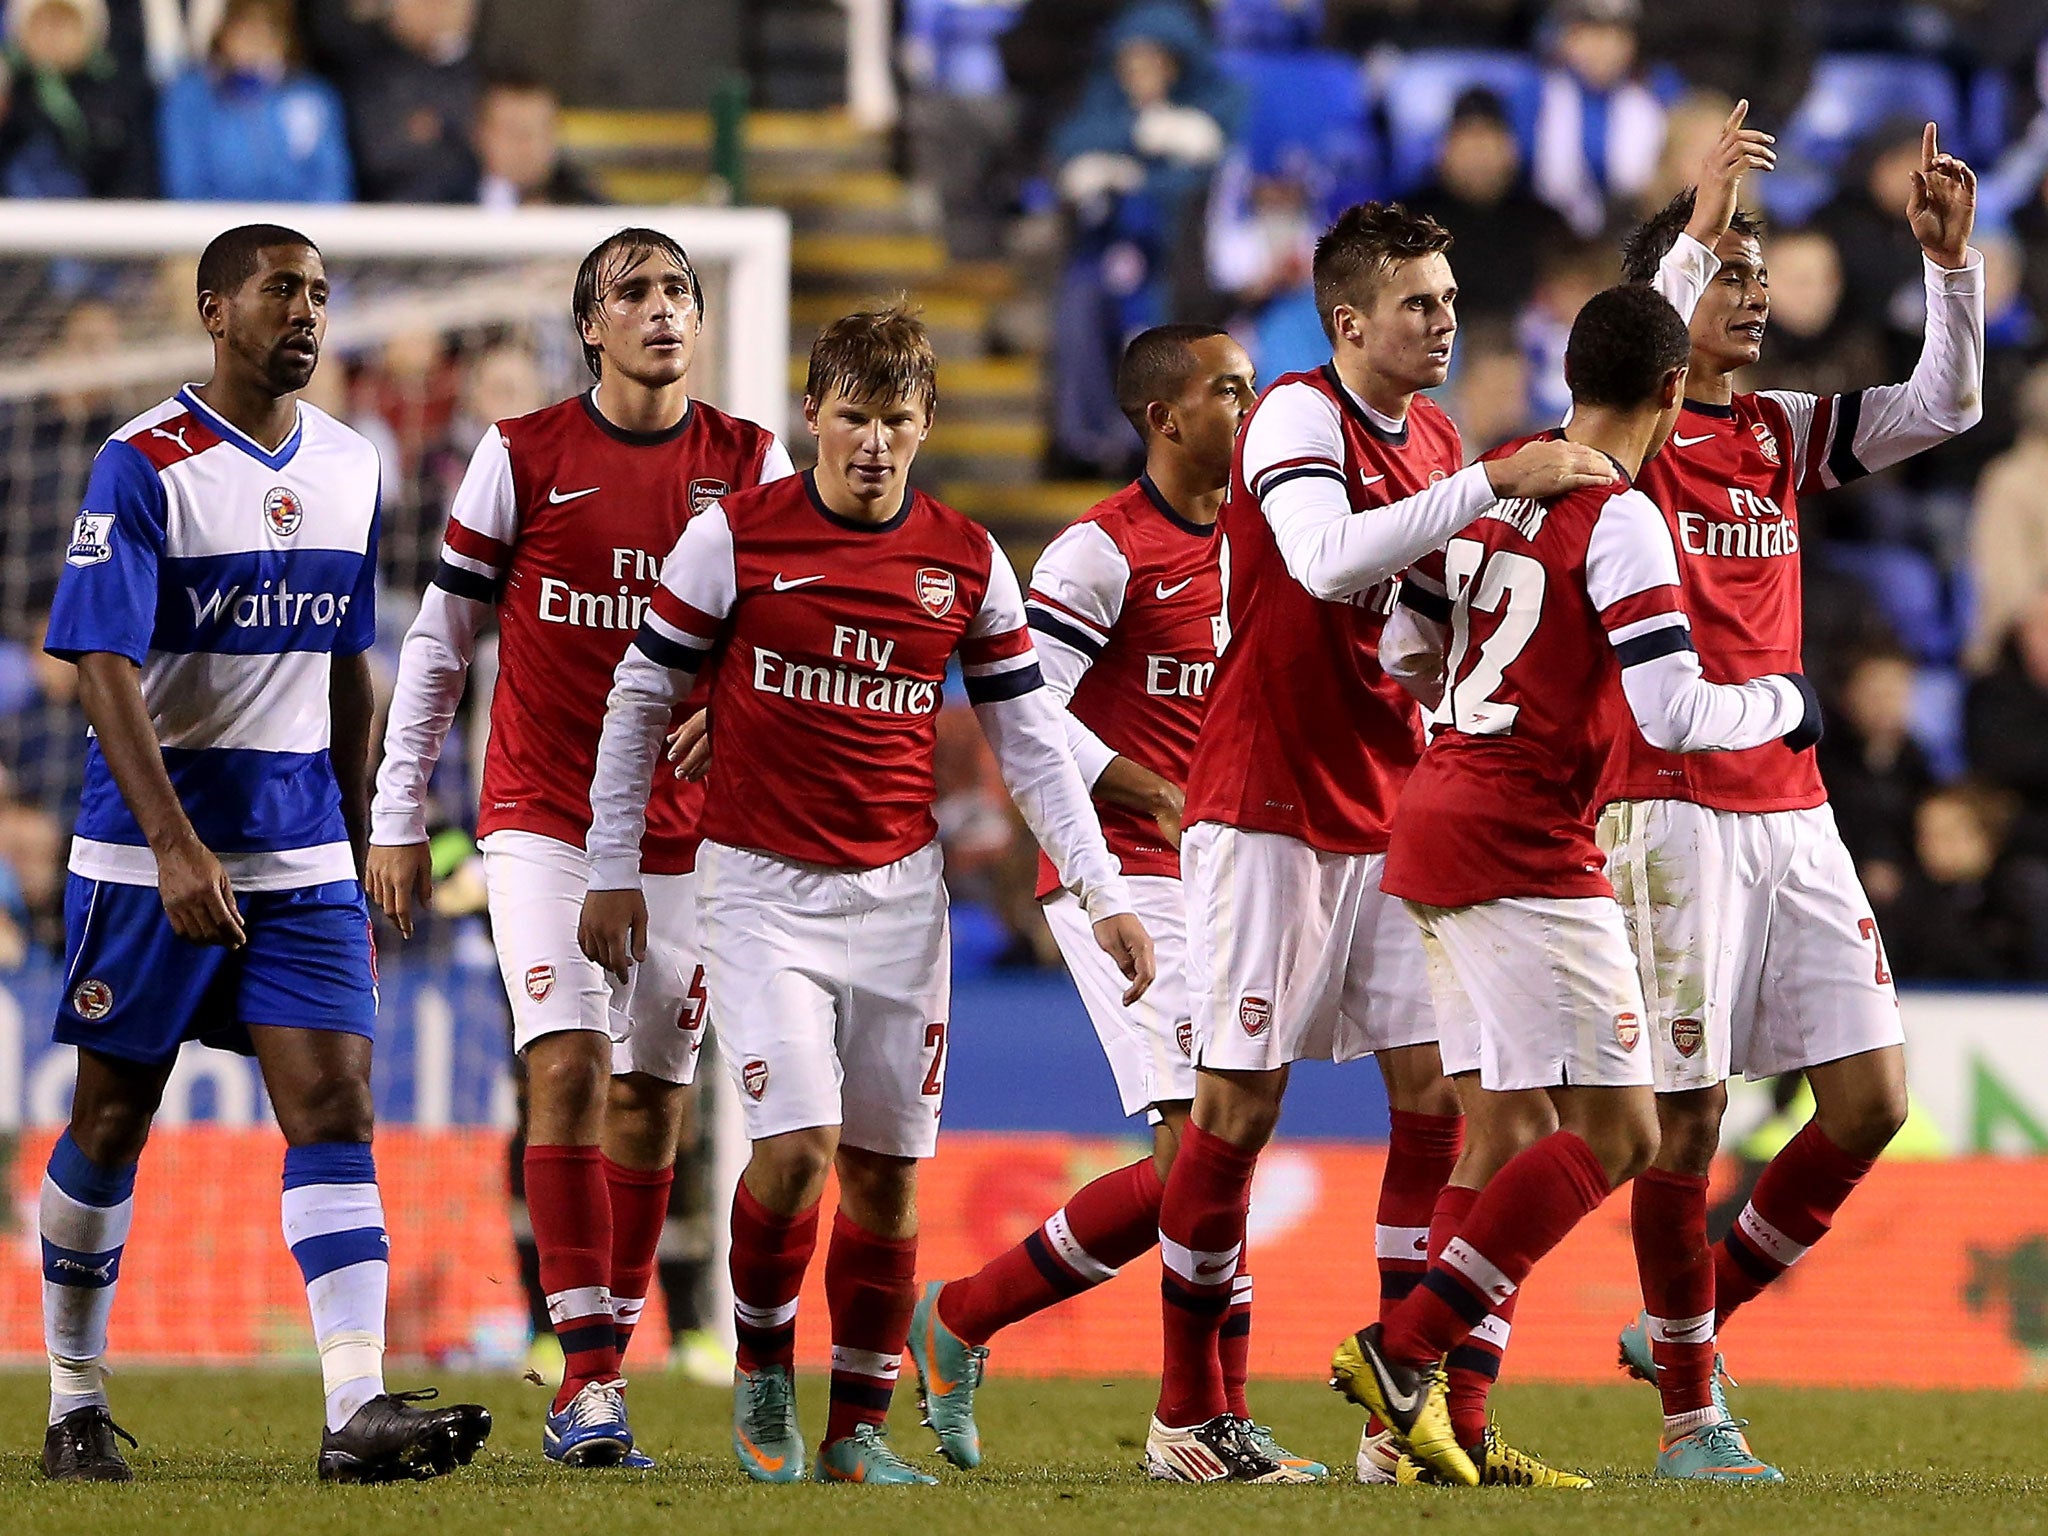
[0,200,786,1366]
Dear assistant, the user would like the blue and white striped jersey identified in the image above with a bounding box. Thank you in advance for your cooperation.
[45,387,381,892]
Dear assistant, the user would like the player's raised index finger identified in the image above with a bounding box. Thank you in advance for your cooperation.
[1923,121,1938,168]
[1726,98,1748,134]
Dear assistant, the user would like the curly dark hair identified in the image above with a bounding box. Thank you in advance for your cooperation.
[1620,188,1765,285]
[1564,284,1693,410]
[1312,202,1454,342]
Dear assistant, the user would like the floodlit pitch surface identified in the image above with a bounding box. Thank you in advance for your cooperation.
[2,1372,2043,1535]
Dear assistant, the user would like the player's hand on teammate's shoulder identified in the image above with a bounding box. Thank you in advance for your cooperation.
[1483,440,1617,501]
[1093,912,1157,1005]
[1907,121,1976,269]
[665,709,712,781]
[1685,99,1776,249]
[365,842,435,940]
[157,833,246,949]
[579,886,649,985]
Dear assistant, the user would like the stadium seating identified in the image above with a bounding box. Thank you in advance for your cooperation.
[1766,52,1967,221]
[1824,540,1965,664]
[1218,48,1381,213]
[1374,48,1543,196]
[1215,0,1324,51]
[898,0,1025,98]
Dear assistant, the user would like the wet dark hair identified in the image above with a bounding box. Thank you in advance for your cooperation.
[572,228,703,380]
[1620,188,1765,285]
[1563,284,1692,409]
[1116,322,1230,438]
[804,301,938,413]
[1312,202,1453,342]
[196,222,319,300]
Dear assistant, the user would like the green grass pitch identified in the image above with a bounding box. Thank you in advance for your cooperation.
[3,1370,2044,1536]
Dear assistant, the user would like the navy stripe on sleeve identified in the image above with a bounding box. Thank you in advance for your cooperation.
[1255,464,1348,499]
[632,624,705,674]
[430,559,499,604]
[963,662,1045,704]
[1027,608,1104,660]
[1399,582,1452,623]
[1826,389,1869,486]
[1613,624,1696,668]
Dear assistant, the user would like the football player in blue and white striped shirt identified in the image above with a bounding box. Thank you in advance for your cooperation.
[36,223,490,1484]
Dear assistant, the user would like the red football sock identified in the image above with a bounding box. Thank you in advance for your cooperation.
[1632,1167,1716,1421]
[938,1157,1164,1345]
[1155,1123,1258,1428]
[602,1155,673,1364]
[1715,1121,1875,1326]
[1220,1267,1253,1419]
[823,1210,918,1446]
[1378,1109,1463,1318]
[1429,1183,1512,1449]
[1382,1130,1612,1366]
[729,1179,819,1374]
[524,1144,617,1412]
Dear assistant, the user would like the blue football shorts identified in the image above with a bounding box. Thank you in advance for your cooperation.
[55,875,378,1064]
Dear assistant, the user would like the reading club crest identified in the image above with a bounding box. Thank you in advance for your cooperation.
[264,486,304,537]
[71,978,114,1021]
[915,567,956,618]
[689,478,728,513]
[1752,421,1781,466]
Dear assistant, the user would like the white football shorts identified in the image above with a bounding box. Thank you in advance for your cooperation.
[1043,875,1194,1119]
[694,837,950,1159]
[480,829,704,1084]
[1183,823,1435,1072]
[1598,799,1903,1091]
[1410,895,1653,1092]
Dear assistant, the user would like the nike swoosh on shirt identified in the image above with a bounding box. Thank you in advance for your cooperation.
[1360,474,1386,487]
[547,486,600,504]
[1669,433,1716,449]
[772,573,825,591]
[1155,577,1193,599]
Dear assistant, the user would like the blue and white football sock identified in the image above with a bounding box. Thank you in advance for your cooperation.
[41,1130,136,1425]
[281,1143,390,1431]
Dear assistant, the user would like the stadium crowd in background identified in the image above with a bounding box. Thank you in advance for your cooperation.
[1,0,2048,981]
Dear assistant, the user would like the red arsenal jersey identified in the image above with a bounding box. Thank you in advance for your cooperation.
[1025,475,1222,893]
[1385,468,1696,908]
[1604,391,1835,813]
[631,473,1041,869]
[1183,366,1464,853]
[437,392,786,871]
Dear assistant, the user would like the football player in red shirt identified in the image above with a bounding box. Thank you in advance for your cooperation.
[1335,284,1821,1487]
[1604,122,1982,1477]
[578,306,1151,1486]
[1149,203,1614,1484]
[367,230,792,1466]
[901,325,1318,1482]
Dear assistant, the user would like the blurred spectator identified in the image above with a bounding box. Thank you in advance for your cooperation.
[158,0,353,202]
[996,0,1121,178]
[473,74,602,209]
[310,0,480,202]
[1882,781,2025,980]
[1642,89,1736,210]
[1206,160,1318,377]
[1531,0,1665,236]
[1049,1,1239,474]
[1743,226,1884,401]
[1965,361,2048,673]
[1634,0,1813,128]
[1966,587,2048,863]
[1445,320,1536,451]
[1515,235,1607,423]
[0,0,156,197]
[0,771,64,960]
[1820,643,1936,908]
[1406,87,1571,322]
